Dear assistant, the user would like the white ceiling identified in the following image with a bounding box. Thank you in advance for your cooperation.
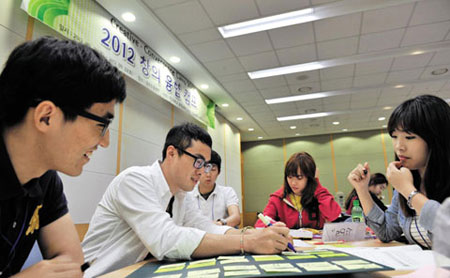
[97,0,450,142]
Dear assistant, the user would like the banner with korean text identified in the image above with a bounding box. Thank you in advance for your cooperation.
[21,0,215,127]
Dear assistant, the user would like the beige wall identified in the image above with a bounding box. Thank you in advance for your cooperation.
[242,129,394,214]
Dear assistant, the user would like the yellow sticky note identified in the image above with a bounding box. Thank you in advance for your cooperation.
[252,255,284,262]
[154,262,186,273]
[187,258,216,269]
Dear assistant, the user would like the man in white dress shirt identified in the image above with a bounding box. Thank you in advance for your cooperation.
[187,150,241,227]
[81,123,290,277]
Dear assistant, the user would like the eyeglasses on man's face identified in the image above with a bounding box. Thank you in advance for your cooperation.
[173,145,212,173]
[77,110,111,137]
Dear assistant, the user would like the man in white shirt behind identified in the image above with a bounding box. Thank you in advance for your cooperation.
[81,123,290,277]
[187,150,241,227]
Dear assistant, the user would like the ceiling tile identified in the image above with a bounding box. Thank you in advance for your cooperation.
[226,32,273,56]
[401,21,450,46]
[353,73,387,87]
[268,23,315,49]
[429,50,450,66]
[381,86,412,97]
[259,86,291,98]
[409,0,450,26]
[410,80,447,94]
[420,64,450,80]
[256,0,310,16]
[288,82,321,95]
[354,58,393,76]
[217,72,249,82]
[188,40,234,62]
[314,13,361,42]
[391,53,434,71]
[253,76,288,90]
[199,0,259,25]
[154,1,213,34]
[361,3,414,34]
[321,78,353,91]
[320,64,355,80]
[178,28,222,45]
[239,51,279,71]
[276,44,317,65]
[350,89,381,102]
[385,68,424,83]
[222,79,256,93]
[204,57,245,76]
[317,37,358,59]
[144,0,193,10]
[285,70,320,85]
[358,29,404,53]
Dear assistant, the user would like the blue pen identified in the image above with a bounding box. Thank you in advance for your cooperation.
[257,213,297,253]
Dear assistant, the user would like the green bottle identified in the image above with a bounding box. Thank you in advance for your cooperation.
[351,200,364,222]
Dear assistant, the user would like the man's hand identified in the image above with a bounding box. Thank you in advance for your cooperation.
[244,222,291,254]
[13,256,82,278]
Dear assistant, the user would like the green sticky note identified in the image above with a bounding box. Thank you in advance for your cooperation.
[223,265,257,271]
[187,258,216,269]
[154,262,186,273]
[253,255,284,261]
[342,264,382,270]
[318,253,349,258]
[224,270,261,277]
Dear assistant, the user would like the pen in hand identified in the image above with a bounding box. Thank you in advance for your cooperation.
[81,259,96,272]
[257,213,297,253]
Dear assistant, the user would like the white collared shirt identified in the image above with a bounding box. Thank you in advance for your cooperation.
[81,161,231,278]
[186,184,239,221]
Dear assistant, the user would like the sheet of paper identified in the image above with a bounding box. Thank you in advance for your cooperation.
[217,256,246,260]
[318,253,349,258]
[186,268,220,277]
[219,258,249,264]
[259,263,302,273]
[340,263,383,270]
[223,265,257,271]
[290,229,313,239]
[296,261,343,271]
[224,270,261,277]
[293,239,313,247]
[155,262,186,273]
[322,222,366,242]
[252,255,284,261]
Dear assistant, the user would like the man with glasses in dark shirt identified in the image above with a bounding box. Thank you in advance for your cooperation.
[82,123,291,278]
[0,36,126,277]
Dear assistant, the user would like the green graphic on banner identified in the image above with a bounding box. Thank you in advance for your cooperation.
[21,0,215,127]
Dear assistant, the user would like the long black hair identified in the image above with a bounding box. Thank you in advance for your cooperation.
[283,152,319,220]
[387,95,450,216]
[345,173,388,210]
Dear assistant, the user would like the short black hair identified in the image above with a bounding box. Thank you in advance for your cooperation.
[369,173,388,187]
[162,122,212,160]
[0,36,126,128]
[210,150,222,173]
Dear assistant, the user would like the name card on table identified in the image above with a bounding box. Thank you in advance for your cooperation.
[322,222,366,242]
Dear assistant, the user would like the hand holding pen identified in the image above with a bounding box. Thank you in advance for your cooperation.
[257,213,297,253]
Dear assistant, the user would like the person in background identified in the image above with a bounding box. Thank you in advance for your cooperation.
[0,36,126,277]
[82,123,290,278]
[345,173,388,214]
[255,152,341,229]
[348,95,450,249]
[186,150,241,227]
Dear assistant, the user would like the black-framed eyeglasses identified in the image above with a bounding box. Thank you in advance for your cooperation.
[77,110,111,137]
[173,145,212,173]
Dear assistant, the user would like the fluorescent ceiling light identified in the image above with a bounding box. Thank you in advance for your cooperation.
[221,103,229,107]
[218,8,314,38]
[266,90,346,104]
[249,41,450,79]
[277,112,332,122]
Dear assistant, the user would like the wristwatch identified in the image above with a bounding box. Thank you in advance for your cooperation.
[407,190,420,209]
[219,218,227,225]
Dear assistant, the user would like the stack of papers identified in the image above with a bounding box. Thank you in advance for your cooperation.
[290,229,313,239]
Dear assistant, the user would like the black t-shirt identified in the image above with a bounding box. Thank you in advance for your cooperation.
[0,136,68,277]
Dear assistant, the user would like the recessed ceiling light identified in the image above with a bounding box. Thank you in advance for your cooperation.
[431,68,448,75]
[411,51,424,55]
[342,128,348,132]
[290,126,296,129]
[121,12,136,22]
[218,8,314,38]
[257,136,263,140]
[297,86,312,93]
[169,56,181,63]
[295,133,300,136]
[394,85,405,89]
[200,84,209,90]
[378,117,386,121]
[221,103,229,107]
[332,121,340,125]
[383,106,392,110]
[382,124,387,128]
[248,128,254,131]
[236,117,243,121]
